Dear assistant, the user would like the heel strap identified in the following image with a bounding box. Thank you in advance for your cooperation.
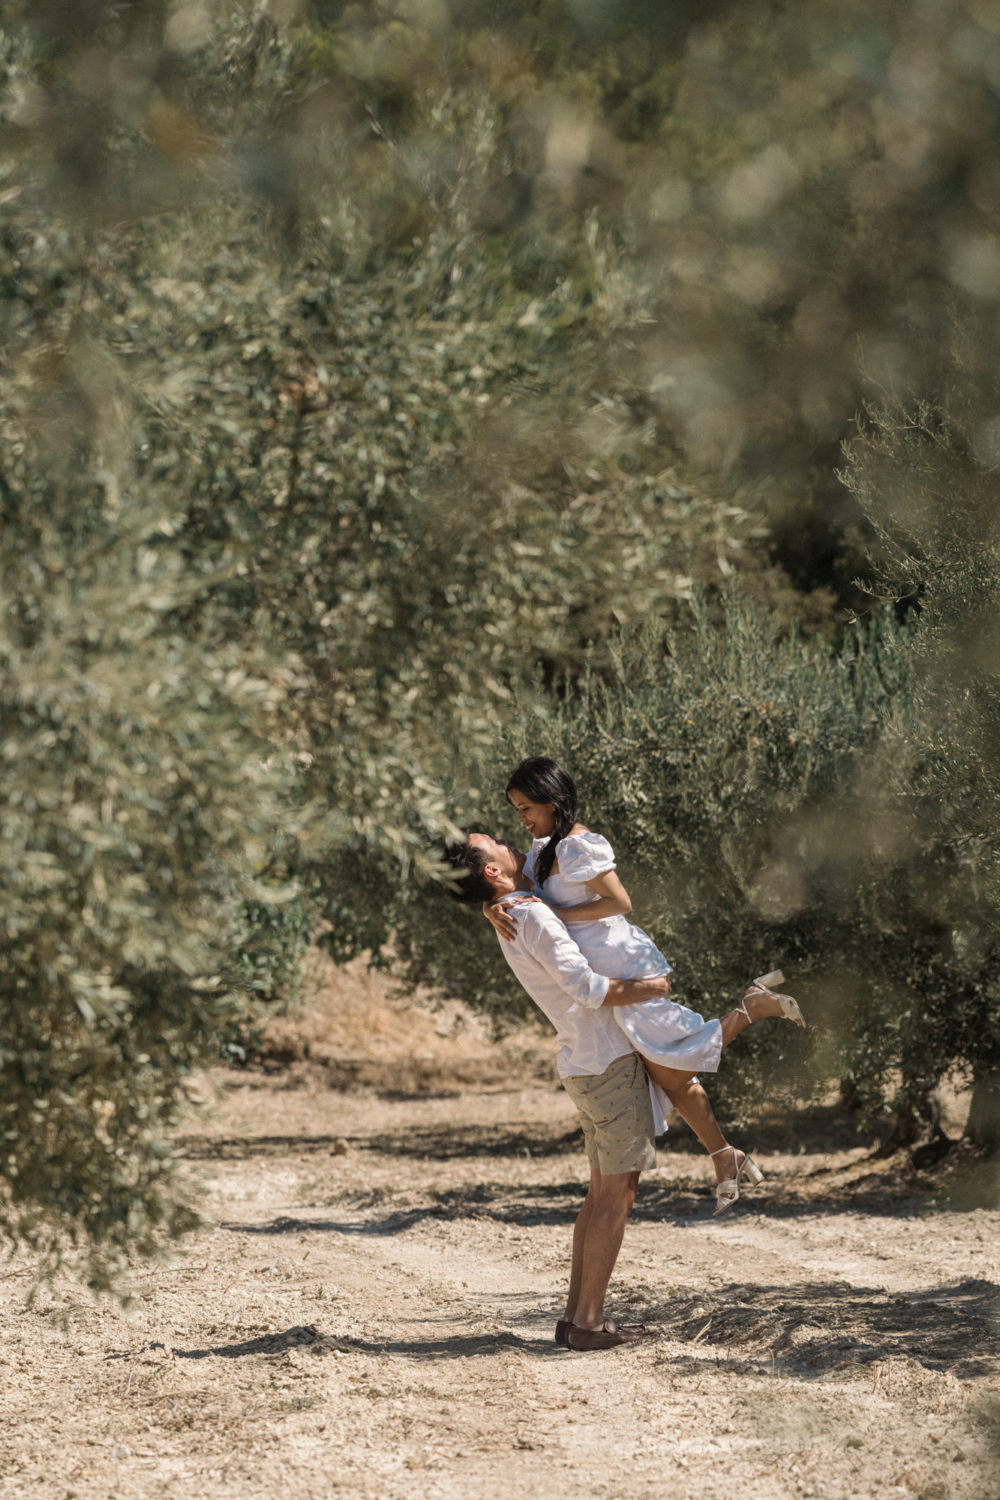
[736,998,752,1022]
[709,1144,734,1158]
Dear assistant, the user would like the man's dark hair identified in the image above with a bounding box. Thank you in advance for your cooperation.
[443,836,497,904]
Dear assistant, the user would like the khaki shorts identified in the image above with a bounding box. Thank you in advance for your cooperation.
[562,1052,656,1177]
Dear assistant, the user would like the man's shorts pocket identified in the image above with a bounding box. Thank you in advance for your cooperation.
[562,1052,656,1176]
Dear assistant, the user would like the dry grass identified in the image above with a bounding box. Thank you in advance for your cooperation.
[251,953,559,1094]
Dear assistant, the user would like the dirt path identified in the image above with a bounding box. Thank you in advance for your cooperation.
[3,1068,1000,1500]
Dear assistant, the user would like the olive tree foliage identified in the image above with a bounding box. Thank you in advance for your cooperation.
[385,378,1000,1147]
[387,379,1000,1148]
[0,365,313,1283]
[526,598,983,1139]
[839,388,1000,1151]
[378,588,926,1125]
[5,0,1000,1276]
[0,2,770,836]
[0,0,760,1275]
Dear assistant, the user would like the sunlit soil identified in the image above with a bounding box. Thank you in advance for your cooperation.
[2,970,999,1500]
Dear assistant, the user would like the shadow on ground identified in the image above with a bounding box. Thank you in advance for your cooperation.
[645,1276,1000,1382]
[121,1278,1000,1379]
[222,1156,935,1237]
[180,1101,886,1164]
[130,1324,560,1364]
[176,1122,585,1163]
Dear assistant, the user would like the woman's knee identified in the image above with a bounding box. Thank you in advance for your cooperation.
[648,1064,697,1093]
[663,1075,701,1102]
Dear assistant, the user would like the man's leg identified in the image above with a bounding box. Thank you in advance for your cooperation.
[570,1170,640,1331]
[561,1054,655,1345]
[563,1166,601,1324]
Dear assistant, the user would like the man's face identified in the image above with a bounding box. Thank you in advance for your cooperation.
[467,832,522,883]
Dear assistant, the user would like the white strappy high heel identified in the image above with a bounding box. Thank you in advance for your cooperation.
[711,1144,764,1215]
[738,969,806,1028]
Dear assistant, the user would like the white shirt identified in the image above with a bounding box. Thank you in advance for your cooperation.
[495,893,634,1078]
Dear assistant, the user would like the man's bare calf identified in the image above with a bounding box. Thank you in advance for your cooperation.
[564,1167,640,1332]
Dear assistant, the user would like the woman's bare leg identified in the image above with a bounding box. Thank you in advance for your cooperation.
[642,989,774,1182]
[643,1061,740,1183]
[717,986,791,1048]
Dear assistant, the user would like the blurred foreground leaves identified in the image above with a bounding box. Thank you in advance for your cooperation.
[5,0,1000,1276]
[0,0,748,1280]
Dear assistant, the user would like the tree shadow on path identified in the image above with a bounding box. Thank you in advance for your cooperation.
[645,1275,1000,1383]
[126,1324,562,1364]
[119,1277,1000,1379]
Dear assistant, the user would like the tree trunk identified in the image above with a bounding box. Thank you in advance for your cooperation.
[839,1076,864,1114]
[965,1071,1000,1154]
[875,1077,942,1157]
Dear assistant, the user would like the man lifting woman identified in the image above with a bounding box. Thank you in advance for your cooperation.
[446,757,803,1352]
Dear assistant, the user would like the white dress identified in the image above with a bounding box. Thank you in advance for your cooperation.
[525,832,723,1133]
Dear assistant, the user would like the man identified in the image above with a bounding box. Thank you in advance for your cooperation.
[446,832,669,1352]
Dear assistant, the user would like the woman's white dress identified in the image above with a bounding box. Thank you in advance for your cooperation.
[525,832,723,1133]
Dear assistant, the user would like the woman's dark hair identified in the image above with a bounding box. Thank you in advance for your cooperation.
[505,757,580,888]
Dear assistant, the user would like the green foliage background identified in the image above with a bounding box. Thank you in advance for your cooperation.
[3,0,1000,1277]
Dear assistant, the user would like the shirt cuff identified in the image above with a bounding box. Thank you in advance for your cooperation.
[577,974,610,1010]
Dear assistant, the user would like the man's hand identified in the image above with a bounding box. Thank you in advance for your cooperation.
[601,973,672,1008]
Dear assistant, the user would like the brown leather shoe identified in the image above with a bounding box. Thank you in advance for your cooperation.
[555,1317,646,1347]
[564,1319,645,1351]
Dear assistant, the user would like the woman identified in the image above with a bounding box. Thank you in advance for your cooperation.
[484,756,804,1213]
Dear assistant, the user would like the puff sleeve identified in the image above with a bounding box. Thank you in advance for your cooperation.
[555,832,616,883]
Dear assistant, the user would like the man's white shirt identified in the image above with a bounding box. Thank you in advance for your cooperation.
[494,893,635,1077]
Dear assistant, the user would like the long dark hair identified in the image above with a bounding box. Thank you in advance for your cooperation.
[505,757,580,888]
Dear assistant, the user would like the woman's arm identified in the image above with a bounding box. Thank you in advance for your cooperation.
[483,898,519,943]
[548,868,632,922]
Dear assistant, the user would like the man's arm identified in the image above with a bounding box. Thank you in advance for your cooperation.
[521,907,669,1011]
[602,975,671,1007]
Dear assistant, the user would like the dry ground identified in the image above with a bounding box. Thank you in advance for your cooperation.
[3,965,1000,1500]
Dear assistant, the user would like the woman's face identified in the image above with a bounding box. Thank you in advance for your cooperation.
[508,789,556,840]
